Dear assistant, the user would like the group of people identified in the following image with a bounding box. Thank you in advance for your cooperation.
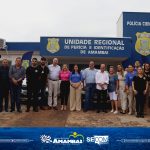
[0,57,149,118]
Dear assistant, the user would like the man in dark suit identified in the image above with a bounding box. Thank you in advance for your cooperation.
[0,59,10,112]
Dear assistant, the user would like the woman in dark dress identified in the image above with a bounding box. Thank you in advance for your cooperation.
[132,67,149,118]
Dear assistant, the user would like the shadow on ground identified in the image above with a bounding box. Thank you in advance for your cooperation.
[0,105,149,127]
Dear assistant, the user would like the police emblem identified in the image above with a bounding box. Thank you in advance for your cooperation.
[135,32,150,56]
[46,38,60,53]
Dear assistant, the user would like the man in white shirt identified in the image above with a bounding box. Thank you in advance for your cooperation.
[48,58,61,110]
[95,64,109,113]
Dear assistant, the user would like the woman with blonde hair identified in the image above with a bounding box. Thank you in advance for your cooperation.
[108,67,119,114]
[59,64,70,110]
[117,64,127,114]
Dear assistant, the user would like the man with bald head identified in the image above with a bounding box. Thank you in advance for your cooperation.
[48,58,61,110]
[0,59,10,112]
[82,61,97,112]
[95,64,109,113]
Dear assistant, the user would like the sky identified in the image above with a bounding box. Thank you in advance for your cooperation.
[0,0,150,42]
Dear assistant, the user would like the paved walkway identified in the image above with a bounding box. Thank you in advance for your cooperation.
[0,106,149,127]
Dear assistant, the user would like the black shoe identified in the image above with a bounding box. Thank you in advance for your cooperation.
[10,109,14,112]
[139,113,144,118]
[34,110,38,112]
[17,110,22,113]
[48,106,52,110]
[40,106,44,110]
[0,110,2,112]
[26,108,30,112]
[5,110,8,112]
[53,106,58,110]
[33,108,38,112]
[96,110,100,113]
[136,114,140,118]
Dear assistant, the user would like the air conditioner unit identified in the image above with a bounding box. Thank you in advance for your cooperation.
[0,38,7,50]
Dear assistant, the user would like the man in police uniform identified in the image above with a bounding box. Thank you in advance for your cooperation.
[38,57,49,110]
[26,58,40,112]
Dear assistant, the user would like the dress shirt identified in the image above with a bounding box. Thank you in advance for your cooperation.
[95,70,109,90]
[9,65,25,80]
[70,72,82,83]
[48,64,61,80]
[82,68,97,84]
[125,71,136,87]
[59,70,70,81]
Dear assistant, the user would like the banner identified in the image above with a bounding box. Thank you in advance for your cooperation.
[40,37,132,58]
[0,128,149,150]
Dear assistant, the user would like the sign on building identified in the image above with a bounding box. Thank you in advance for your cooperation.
[40,37,131,59]
[117,12,150,66]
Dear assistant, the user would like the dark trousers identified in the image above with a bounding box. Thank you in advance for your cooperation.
[27,84,39,110]
[39,85,47,107]
[84,83,96,110]
[10,84,21,111]
[60,81,70,105]
[135,92,145,115]
[97,89,108,111]
[0,88,9,111]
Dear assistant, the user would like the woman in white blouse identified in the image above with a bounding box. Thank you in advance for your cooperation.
[117,64,127,114]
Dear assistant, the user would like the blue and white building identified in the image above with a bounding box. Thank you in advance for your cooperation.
[0,12,150,67]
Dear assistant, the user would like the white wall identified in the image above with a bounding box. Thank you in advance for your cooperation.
[117,13,123,37]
